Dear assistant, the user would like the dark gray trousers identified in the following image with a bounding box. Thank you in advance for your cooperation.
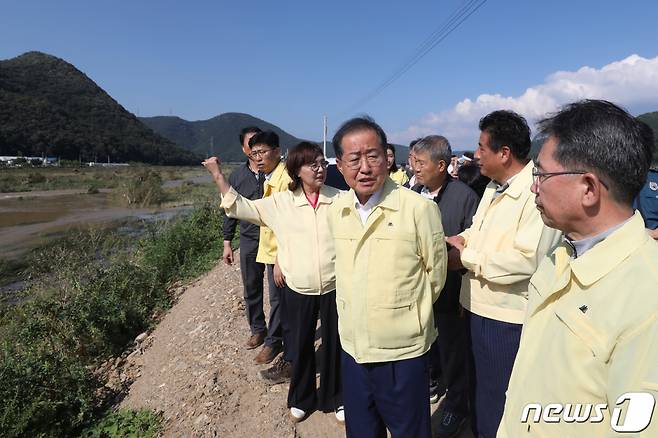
[239,238,266,335]
[265,264,294,362]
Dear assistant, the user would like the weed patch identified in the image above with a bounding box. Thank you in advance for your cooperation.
[0,202,225,436]
[80,409,163,438]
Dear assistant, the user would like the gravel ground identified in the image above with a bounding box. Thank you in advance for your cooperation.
[120,250,473,438]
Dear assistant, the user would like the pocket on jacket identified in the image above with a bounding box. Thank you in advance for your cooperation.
[368,299,421,349]
[336,296,353,344]
[370,232,419,285]
[554,306,612,362]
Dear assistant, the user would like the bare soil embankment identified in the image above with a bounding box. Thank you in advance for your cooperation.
[120,251,344,437]
[120,251,473,437]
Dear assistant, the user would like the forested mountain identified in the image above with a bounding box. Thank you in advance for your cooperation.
[0,51,199,164]
[141,113,411,162]
[140,113,307,162]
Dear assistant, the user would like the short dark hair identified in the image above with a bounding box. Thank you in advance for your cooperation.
[286,142,324,191]
[479,110,531,159]
[332,116,387,159]
[409,138,422,150]
[249,131,280,149]
[239,126,262,146]
[537,99,654,206]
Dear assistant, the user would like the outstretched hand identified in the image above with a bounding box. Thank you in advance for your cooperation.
[202,156,223,177]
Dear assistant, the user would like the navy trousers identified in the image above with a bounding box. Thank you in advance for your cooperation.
[468,311,522,438]
[342,350,431,438]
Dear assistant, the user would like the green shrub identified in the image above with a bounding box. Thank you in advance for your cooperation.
[26,171,46,184]
[0,336,97,437]
[138,202,224,286]
[117,169,165,207]
[80,409,163,438]
[0,203,225,436]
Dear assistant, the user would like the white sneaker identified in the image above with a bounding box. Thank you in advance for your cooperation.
[335,406,345,423]
[290,407,306,423]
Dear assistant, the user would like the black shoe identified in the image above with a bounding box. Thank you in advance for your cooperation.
[429,379,444,404]
[436,411,466,438]
[259,357,292,385]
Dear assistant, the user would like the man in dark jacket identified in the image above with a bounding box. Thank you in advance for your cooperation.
[223,126,267,349]
[412,135,480,438]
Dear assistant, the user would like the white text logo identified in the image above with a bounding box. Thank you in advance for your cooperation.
[520,392,655,433]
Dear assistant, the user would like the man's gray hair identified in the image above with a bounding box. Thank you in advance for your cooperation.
[413,135,452,165]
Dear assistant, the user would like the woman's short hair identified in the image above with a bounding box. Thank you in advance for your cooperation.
[286,142,324,191]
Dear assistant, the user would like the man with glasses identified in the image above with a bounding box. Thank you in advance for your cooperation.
[445,110,561,438]
[223,127,267,352]
[247,131,294,384]
[499,100,658,437]
[328,117,447,438]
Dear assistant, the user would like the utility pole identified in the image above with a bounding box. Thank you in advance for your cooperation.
[323,115,327,158]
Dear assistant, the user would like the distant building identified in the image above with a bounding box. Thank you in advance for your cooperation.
[86,162,130,167]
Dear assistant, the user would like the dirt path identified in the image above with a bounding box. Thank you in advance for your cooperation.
[121,251,473,438]
[121,252,345,437]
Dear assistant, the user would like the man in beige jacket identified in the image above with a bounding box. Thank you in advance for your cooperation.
[329,117,446,438]
[499,100,658,437]
[446,111,561,437]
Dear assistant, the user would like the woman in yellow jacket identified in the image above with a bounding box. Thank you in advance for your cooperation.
[386,143,410,186]
[203,142,343,424]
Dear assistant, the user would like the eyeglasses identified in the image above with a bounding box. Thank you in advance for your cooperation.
[532,167,586,183]
[249,148,274,159]
[531,167,609,190]
[340,153,385,170]
[307,160,329,172]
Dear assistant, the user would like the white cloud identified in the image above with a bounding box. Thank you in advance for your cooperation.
[390,54,658,149]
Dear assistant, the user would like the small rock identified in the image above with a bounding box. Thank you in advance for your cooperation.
[135,332,148,343]
[194,413,210,426]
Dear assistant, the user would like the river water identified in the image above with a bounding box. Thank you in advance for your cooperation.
[0,186,199,260]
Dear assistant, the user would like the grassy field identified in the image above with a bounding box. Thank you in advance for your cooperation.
[0,165,209,193]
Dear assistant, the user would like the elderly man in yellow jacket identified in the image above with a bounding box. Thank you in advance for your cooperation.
[498,100,658,437]
[328,117,446,438]
[446,110,562,438]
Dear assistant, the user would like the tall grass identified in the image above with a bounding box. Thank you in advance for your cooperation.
[0,202,225,437]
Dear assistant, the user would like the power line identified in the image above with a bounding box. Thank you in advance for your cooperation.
[341,0,488,115]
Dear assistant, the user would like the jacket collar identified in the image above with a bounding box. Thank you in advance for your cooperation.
[568,212,649,286]
[339,177,400,213]
[293,185,336,207]
[498,160,533,200]
[264,161,287,188]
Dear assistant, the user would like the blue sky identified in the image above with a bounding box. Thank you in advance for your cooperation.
[2,0,658,149]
